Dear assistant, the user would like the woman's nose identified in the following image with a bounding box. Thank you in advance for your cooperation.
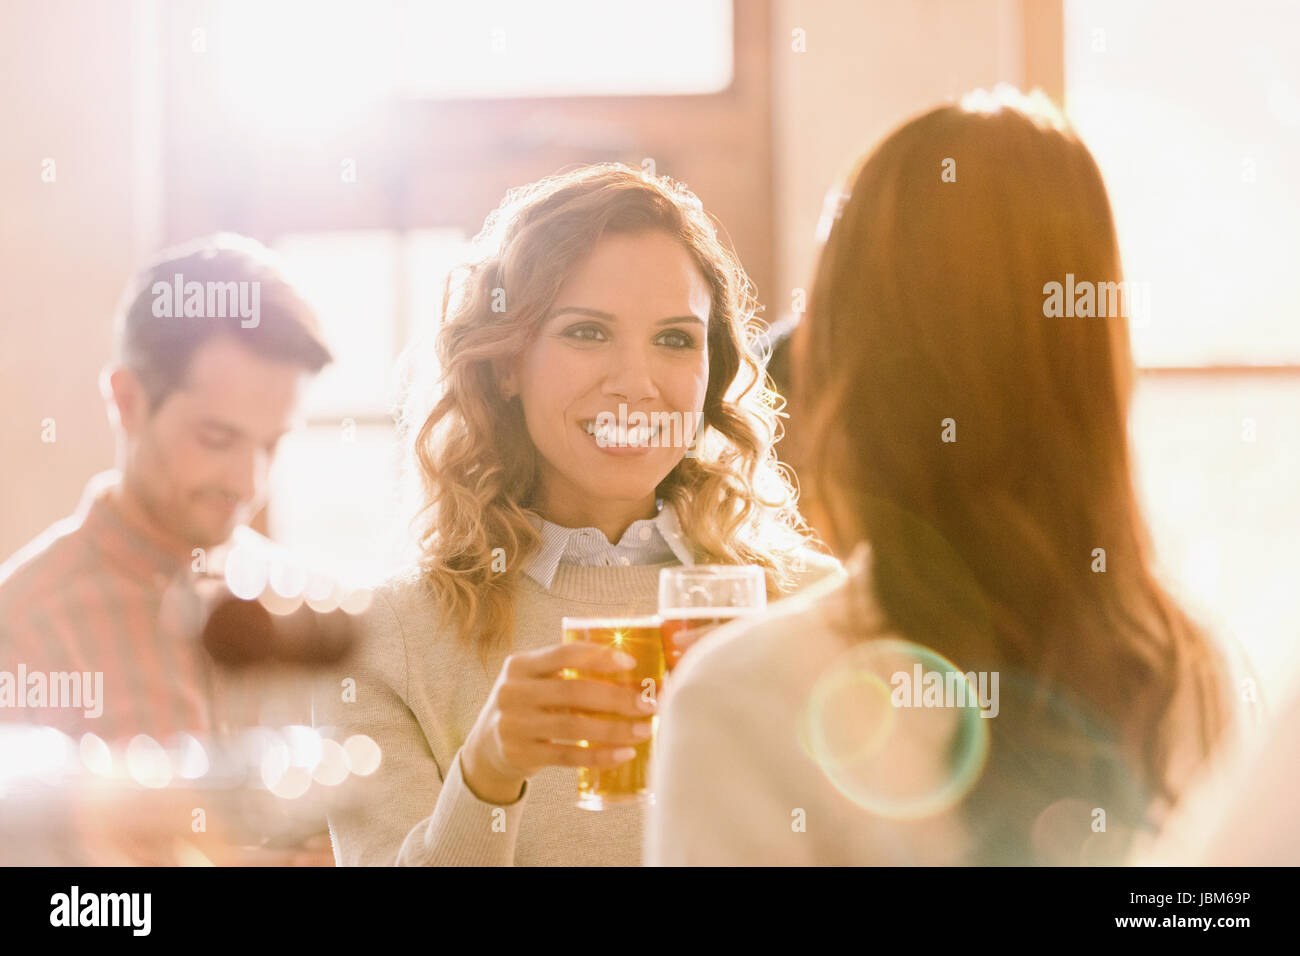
[601,343,660,403]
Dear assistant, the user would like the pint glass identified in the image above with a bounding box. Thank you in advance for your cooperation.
[560,616,664,810]
[658,565,766,671]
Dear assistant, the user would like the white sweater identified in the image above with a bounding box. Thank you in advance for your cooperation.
[648,544,1237,866]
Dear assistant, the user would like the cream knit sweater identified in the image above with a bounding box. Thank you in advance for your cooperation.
[647,545,1252,865]
[318,555,843,866]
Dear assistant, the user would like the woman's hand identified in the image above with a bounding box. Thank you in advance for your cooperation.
[663,623,719,670]
[460,642,657,804]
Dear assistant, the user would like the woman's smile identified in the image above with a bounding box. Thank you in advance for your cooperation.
[580,415,663,450]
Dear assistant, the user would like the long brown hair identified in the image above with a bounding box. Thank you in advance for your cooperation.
[796,88,1229,856]
[402,164,812,663]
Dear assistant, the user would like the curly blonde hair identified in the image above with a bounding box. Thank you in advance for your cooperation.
[400,164,816,658]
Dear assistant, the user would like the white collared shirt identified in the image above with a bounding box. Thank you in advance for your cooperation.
[523,498,696,589]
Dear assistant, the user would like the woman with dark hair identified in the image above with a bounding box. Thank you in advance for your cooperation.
[321,163,839,866]
[648,88,1236,866]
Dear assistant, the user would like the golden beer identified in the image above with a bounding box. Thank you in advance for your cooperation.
[659,608,750,672]
[560,616,664,810]
[658,565,767,671]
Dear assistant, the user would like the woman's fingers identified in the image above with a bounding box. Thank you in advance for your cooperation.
[505,641,637,679]
[668,624,716,652]
[525,741,641,769]
[479,643,661,778]
[499,675,656,719]
[501,710,654,747]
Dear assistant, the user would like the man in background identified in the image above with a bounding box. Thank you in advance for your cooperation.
[0,233,331,742]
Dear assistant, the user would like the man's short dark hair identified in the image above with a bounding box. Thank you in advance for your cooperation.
[114,233,332,410]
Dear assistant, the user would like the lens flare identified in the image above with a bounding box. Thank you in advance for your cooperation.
[1029,797,1092,864]
[799,639,989,819]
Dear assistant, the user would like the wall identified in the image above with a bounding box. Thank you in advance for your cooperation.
[770,0,1056,305]
[0,0,153,557]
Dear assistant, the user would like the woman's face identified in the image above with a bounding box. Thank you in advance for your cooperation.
[505,229,712,522]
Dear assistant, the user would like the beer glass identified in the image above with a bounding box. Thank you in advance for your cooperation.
[560,616,664,810]
[658,565,766,671]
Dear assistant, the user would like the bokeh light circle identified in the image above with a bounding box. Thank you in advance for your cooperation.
[79,733,113,777]
[312,738,349,786]
[125,734,173,789]
[343,734,381,776]
[224,546,269,600]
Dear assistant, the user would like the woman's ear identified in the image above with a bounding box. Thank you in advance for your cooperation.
[497,359,519,399]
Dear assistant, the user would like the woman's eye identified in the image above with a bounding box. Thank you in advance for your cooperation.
[563,324,607,342]
[657,329,696,349]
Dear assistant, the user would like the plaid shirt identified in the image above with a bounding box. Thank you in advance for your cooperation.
[0,471,213,742]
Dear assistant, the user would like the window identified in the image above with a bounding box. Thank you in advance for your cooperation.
[158,0,763,590]
[216,0,734,125]
[267,229,468,585]
[1065,0,1300,367]
[1066,0,1300,699]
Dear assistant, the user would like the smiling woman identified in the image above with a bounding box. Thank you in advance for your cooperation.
[498,230,714,534]
[318,163,842,866]
[416,165,822,651]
